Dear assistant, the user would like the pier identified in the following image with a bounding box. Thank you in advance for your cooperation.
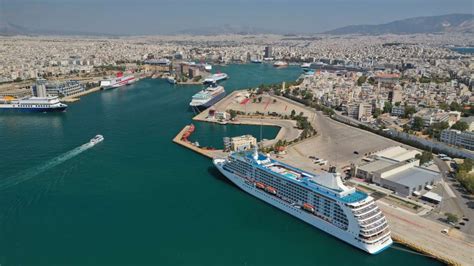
[61,86,101,102]
[172,125,227,159]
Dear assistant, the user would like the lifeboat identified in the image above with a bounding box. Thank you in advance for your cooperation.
[265,186,277,195]
[255,182,265,189]
[303,203,315,213]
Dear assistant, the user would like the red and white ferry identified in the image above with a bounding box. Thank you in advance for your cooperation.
[100,72,136,90]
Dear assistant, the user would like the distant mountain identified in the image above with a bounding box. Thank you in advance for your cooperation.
[324,14,474,35]
[0,21,119,37]
[0,21,31,36]
[175,24,281,35]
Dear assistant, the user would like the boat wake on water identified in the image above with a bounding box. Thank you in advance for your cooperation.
[0,135,103,190]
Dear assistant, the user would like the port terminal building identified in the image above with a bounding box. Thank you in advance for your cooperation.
[352,146,441,197]
[223,135,257,152]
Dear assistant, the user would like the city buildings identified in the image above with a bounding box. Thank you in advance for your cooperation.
[440,129,474,151]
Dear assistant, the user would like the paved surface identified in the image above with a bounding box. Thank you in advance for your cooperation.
[379,200,474,266]
[278,111,404,172]
[434,158,474,235]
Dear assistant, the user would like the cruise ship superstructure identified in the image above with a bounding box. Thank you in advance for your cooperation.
[189,84,226,110]
[213,149,392,254]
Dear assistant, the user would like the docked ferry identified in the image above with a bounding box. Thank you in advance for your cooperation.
[203,73,228,84]
[213,148,392,254]
[0,96,67,112]
[100,72,136,89]
[189,84,226,110]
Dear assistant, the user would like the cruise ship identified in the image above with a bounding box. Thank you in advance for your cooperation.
[100,72,136,89]
[0,96,67,112]
[203,73,228,84]
[189,84,226,110]
[213,148,392,254]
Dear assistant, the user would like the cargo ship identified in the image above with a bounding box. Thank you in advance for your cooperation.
[213,148,392,254]
[100,72,136,89]
[203,73,228,84]
[189,84,226,110]
[0,96,67,112]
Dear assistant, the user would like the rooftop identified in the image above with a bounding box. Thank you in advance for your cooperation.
[384,166,441,188]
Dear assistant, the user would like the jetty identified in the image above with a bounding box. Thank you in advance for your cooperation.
[173,125,227,159]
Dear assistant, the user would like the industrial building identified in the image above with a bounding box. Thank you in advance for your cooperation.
[353,146,441,197]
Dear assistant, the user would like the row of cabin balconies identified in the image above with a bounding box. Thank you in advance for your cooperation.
[360,221,388,237]
[356,208,381,221]
[352,202,377,215]
[360,217,386,230]
[359,228,391,244]
[358,213,385,226]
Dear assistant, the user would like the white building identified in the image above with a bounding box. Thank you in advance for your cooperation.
[440,129,474,151]
[224,135,257,152]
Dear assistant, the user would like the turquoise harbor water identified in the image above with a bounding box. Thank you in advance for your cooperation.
[450,47,474,54]
[0,64,440,265]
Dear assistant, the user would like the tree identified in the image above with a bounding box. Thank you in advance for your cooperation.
[415,151,433,165]
[411,117,424,131]
[451,121,469,131]
[383,102,393,114]
[373,108,382,118]
[290,109,296,118]
[228,109,237,120]
[449,101,462,112]
[429,121,449,139]
[357,76,367,86]
[439,102,449,111]
[403,105,416,118]
[446,213,459,224]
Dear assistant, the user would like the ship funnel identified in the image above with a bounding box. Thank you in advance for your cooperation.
[253,145,259,161]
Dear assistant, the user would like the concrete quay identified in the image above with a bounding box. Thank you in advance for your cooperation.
[172,125,227,159]
[61,86,101,102]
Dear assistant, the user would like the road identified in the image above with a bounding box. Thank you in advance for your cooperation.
[434,157,474,235]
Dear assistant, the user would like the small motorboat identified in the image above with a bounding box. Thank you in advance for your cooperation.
[90,134,104,145]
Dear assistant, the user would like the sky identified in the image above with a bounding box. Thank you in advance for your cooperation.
[1,0,473,35]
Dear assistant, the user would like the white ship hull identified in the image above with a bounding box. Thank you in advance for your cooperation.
[101,75,136,90]
[214,159,392,254]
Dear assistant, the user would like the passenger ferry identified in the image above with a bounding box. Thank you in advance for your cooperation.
[189,84,226,110]
[0,96,67,112]
[213,148,392,254]
[203,73,228,84]
[100,72,136,90]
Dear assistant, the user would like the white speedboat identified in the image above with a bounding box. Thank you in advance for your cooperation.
[90,135,104,145]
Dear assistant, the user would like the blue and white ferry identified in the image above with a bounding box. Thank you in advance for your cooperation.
[213,148,393,254]
[0,96,67,112]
